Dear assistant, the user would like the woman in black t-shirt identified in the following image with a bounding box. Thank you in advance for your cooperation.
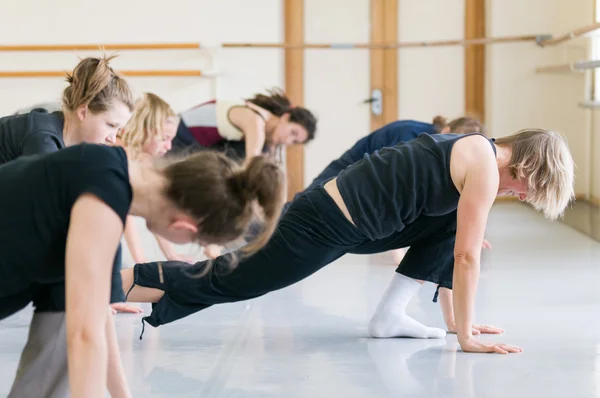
[2,55,134,161]
[0,143,285,398]
[1,55,136,398]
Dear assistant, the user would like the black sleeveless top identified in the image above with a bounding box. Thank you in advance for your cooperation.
[336,133,496,240]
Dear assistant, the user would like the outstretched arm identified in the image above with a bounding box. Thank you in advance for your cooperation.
[439,287,503,335]
[106,307,132,398]
[123,216,146,264]
[451,137,521,354]
[66,194,128,397]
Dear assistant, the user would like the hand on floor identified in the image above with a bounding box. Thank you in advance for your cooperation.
[447,323,504,335]
[459,338,522,354]
[110,303,144,315]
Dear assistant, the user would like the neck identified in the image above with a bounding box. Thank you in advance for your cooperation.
[127,157,169,219]
[264,116,279,136]
[62,111,80,147]
[495,143,514,189]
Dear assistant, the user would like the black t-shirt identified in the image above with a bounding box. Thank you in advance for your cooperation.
[336,133,496,241]
[0,110,65,164]
[0,144,132,299]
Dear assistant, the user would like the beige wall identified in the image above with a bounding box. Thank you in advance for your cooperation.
[487,0,594,198]
[398,0,465,122]
[1,0,597,199]
[0,0,285,115]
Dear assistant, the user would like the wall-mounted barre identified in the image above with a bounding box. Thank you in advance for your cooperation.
[0,70,205,78]
[536,59,600,73]
[0,43,202,52]
[222,34,546,49]
[0,22,597,54]
[537,21,600,46]
[0,35,546,52]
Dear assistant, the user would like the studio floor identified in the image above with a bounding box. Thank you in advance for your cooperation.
[1,202,600,397]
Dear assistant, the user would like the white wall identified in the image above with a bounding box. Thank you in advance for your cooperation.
[0,0,287,264]
[398,0,465,122]
[487,0,594,197]
[0,0,285,115]
[2,0,596,198]
[304,0,371,184]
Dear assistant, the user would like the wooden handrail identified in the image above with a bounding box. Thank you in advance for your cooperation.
[223,35,543,49]
[0,43,201,52]
[0,70,203,78]
[1,22,597,54]
[536,59,600,73]
[0,35,544,53]
[538,22,600,46]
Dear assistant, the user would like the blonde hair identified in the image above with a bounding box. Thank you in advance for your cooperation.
[62,54,134,113]
[118,93,177,155]
[495,128,575,220]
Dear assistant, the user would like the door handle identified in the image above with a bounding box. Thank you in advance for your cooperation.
[363,89,383,116]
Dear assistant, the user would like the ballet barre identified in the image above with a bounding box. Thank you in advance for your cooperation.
[536,22,600,47]
[0,35,546,52]
[0,70,210,78]
[2,21,600,53]
[223,35,547,49]
[536,59,600,73]
[0,43,202,52]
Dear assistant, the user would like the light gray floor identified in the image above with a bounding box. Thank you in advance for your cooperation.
[1,202,600,397]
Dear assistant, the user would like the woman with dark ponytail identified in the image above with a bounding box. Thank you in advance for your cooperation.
[0,141,285,397]
[171,87,317,162]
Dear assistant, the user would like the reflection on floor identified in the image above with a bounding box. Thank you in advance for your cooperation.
[1,202,600,397]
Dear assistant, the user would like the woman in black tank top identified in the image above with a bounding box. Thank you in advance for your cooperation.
[0,144,285,397]
[126,128,574,356]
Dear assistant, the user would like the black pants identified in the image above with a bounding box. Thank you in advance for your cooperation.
[132,187,457,328]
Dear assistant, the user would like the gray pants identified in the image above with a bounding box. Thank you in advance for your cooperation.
[8,312,69,398]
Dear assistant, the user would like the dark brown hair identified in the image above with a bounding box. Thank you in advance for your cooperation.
[163,152,286,259]
[62,54,134,114]
[246,87,317,143]
[432,115,485,135]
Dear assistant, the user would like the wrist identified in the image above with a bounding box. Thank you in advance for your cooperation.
[457,333,473,344]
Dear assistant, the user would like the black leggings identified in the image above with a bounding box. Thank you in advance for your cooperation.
[133,187,457,329]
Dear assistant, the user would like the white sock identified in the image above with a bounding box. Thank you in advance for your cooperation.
[369,273,446,339]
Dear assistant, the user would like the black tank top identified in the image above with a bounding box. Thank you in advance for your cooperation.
[335,133,496,240]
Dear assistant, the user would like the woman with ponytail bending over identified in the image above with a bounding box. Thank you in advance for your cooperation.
[0,140,285,397]
[171,87,318,161]
[3,55,133,159]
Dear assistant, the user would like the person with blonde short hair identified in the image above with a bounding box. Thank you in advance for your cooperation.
[124,127,575,354]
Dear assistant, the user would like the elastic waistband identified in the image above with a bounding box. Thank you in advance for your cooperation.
[294,186,367,243]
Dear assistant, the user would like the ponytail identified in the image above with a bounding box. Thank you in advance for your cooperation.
[432,115,484,135]
[432,115,448,133]
[232,155,286,257]
[163,151,285,267]
[62,54,134,114]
